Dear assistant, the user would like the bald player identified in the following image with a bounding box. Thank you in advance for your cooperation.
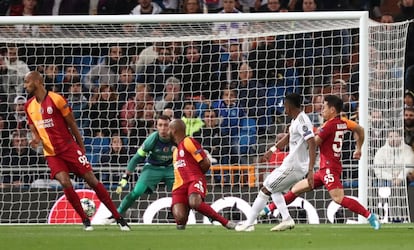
[169,119,236,230]
[23,71,130,231]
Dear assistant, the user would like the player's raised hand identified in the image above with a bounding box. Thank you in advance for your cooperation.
[259,150,273,163]
[116,174,129,194]
[353,150,362,160]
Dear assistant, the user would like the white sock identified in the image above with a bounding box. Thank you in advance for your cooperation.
[246,191,269,225]
[271,192,291,221]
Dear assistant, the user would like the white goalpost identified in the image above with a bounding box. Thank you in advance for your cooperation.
[0,12,410,225]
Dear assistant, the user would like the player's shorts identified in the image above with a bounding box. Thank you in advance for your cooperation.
[263,160,307,193]
[46,144,92,179]
[313,168,343,191]
[136,165,175,193]
[171,177,207,207]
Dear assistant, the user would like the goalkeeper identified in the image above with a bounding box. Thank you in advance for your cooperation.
[105,115,175,223]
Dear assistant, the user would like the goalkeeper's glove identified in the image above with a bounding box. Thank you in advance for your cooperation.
[116,173,129,194]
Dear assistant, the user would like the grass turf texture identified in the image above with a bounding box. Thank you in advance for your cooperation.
[1,224,412,250]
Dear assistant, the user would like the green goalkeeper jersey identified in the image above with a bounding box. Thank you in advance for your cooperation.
[127,132,174,172]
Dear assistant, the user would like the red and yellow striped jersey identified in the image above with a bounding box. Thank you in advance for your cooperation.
[25,91,76,156]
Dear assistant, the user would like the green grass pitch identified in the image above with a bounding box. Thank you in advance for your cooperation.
[1,224,413,250]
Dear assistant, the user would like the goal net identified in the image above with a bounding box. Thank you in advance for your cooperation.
[0,13,410,225]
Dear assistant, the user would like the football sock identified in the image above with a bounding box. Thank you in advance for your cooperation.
[196,202,229,226]
[340,196,370,218]
[63,187,88,220]
[267,191,297,212]
[271,192,290,220]
[94,182,121,219]
[247,191,269,225]
[117,182,146,214]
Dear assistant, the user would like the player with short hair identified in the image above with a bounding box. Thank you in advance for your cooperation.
[260,95,381,230]
[236,93,317,232]
[169,119,236,230]
[105,115,175,223]
[24,71,130,231]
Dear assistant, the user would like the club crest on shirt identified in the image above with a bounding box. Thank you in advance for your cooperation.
[302,125,308,132]
[47,106,53,114]
[163,146,169,152]
[179,149,185,157]
[77,150,82,155]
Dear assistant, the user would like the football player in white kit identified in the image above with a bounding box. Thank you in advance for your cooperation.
[235,93,316,232]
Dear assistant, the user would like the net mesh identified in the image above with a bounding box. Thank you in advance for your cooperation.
[0,15,410,225]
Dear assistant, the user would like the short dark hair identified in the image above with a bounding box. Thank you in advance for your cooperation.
[285,93,301,108]
[324,95,343,113]
[157,114,171,122]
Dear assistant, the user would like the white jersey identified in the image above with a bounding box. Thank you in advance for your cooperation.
[263,111,314,193]
[284,111,315,169]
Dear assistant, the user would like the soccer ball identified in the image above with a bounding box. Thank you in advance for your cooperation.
[80,198,96,217]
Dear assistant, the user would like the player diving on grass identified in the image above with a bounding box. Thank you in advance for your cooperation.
[106,115,175,223]
[259,95,381,230]
[169,119,236,230]
[235,93,317,232]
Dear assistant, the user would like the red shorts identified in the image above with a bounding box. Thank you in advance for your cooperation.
[172,177,207,207]
[45,144,93,179]
[313,168,343,191]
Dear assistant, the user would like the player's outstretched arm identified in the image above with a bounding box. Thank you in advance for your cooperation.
[115,151,146,194]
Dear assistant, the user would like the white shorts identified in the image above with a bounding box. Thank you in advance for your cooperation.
[263,161,307,193]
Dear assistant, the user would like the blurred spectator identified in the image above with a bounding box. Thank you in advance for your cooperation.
[306,94,323,128]
[154,76,184,117]
[181,102,204,136]
[115,66,136,107]
[88,84,120,137]
[301,0,317,12]
[404,107,414,145]
[0,54,20,102]
[119,84,153,138]
[373,130,414,186]
[179,45,213,99]
[130,42,160,74]
[43,64,61,92]
[162,107,175,119]
[62,65,81,84]
[0,130,45,188]
[137,47,179,98]
[212,0,247,36]
[248,35,279,83]
[4,45,30,93]
[99,134,130,184]
[232,62,267,132]
[5,95,27,132]
[193,108,230,164]
[84,45,125,92]
[36,0,89,15]
[380,13,394,23]
[394,0,414,91]
[368,109,389,158]
[9,0,38,16]
[212,88,256,164]
[97,0,137,15]
[66,76,89,135]
[257,0,283,12]
[130,0,162,14]
[219,42,245,83]
[405,89,414,108]
[181,0,202,13]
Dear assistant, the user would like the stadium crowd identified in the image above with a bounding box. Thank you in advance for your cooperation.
[0,0,414,189]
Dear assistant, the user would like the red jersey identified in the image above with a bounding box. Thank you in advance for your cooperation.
[25,91,76,156]
[318,116,358,172]
[172,137,207,191]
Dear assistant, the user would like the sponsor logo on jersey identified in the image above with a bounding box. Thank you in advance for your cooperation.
[163,146,170,152]
[174,159,186,168]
